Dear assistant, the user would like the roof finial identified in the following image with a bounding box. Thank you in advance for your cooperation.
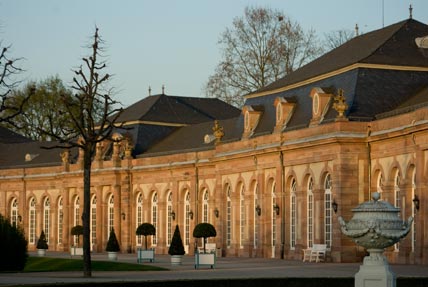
[148,86,151,96]
[409,4,413,19]
[162,85,165,95]
[355,24,359,37]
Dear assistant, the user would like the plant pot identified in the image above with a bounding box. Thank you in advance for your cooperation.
[107,251,118,261]
[170,255,182,265]
[37,249,46,257]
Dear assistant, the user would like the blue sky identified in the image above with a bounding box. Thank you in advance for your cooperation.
[1,0,428,107]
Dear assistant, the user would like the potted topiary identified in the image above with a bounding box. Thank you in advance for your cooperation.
[193,223,217,269]
[106,228,120,261]
[168,225,185,265]
[136,223,156,262]
[70,225,83,256]
[36,230,48,257]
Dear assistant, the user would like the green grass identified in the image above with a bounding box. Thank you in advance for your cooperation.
[23,256,167,272]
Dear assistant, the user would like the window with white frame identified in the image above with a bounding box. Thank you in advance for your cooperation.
[108,195,114,238]
[272,182,277,248]
[11,198,18,226]
[29,197,36,244]
[184,192,190,246]
[290,178,297,249]
[412,169,416,252]
[43,197,50,244]
[254,184,259,249]
[152,192,158,246]
[226,185,232,248]
[167,191,172,245]
[136,193,143,246]
[58,197,63,244]
[91,195,97,248]
[203,190,209,223]
[394,172,401,251]
[307,178,314,248]
[74,196,80,245]
[324,174,332,248]
[240,185,245,248]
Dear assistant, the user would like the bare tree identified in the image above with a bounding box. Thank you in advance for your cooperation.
[37,28,123,277]
[205,7,321,107]
[0,41,24,123]
[324,29,355,51]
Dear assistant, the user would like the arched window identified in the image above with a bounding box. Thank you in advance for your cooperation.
[184,191,190,247]
[166,192,172,245]
[73,196,80,245]
[307,177,314,248]
[108,195,114,238]
[240,185,245,248]
[253,184,259,249]
[272,182,277,249]
[10,198,18,226]
[202,189,209,223]
[58,197,63,244]
[152,192,158,246]
[290,178,297,249]
[91,195,97,249]
[43,197,50,244]
[324,174,332,248]
[136,193,143,246]
[412,169,416,252]
[29,197,36,244]
[226,185,232,248]
[394,172,401,251]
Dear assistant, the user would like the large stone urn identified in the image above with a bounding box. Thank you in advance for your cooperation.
[338,192,413,287]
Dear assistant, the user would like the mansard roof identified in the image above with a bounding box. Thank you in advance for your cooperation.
[254,18,428,95]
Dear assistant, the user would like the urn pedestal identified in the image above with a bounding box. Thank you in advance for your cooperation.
[338,192,413,287]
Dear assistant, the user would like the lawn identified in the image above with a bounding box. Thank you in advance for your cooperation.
[23,256,167,272]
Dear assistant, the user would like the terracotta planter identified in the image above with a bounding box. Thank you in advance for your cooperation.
[170,255,182,265]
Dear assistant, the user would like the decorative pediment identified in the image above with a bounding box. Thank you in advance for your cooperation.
[274,97,296,133]
[309,87,333,126]
[242,105,263,139]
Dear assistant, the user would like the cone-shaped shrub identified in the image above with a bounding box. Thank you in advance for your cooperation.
[36,230,48,249]
[106,228,120,252]
[168,225,185,255]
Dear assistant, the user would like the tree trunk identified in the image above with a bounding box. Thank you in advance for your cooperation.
[82,148,92,277]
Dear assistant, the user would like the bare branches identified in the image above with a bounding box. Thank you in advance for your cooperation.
[205,7,322,107]
[324,29,355,51]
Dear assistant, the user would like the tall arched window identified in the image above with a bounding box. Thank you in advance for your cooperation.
[272,182,277,251]
[90,195,97,249]
[202,189,209,223]
[290,178,297,249]
[43,197,50,244]
[226,185,232,248]
[307,177,314,248]
[136,193,143,246]
[411,169,416,252]
[253,184,259,248]
[324,174,332,248]
[29,197,36,244]
[184,191,190,247]
[10,198,18,226]
[240,185,245,248]
[394,172,401,251]
[58,197,63,244]
[152,192,158,246]
[73,196,80,245]
[108,195,114,238]
[166,192,172,245]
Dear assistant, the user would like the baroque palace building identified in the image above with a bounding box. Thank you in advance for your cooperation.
[1,17,428,264]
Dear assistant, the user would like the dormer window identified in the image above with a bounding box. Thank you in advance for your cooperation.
[274,97,296,133]
[242,105,263,139]
[309,87,333,127]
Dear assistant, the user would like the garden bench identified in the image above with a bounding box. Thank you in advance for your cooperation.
[302,244,327,262]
